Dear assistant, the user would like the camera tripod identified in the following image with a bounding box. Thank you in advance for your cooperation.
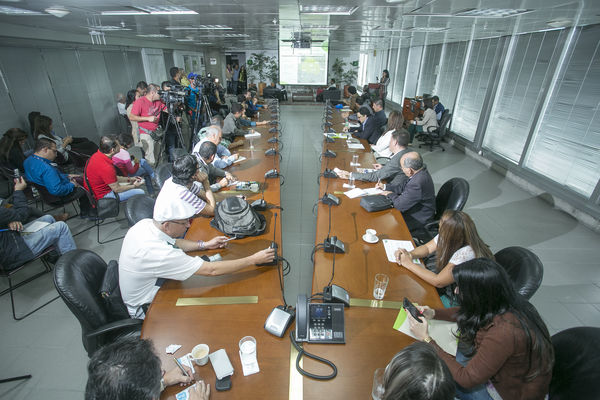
[155,100,186,166]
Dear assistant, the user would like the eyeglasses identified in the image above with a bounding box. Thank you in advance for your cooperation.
[170,219,192,227]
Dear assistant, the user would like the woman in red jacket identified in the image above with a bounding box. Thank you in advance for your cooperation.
[408,258,554,400]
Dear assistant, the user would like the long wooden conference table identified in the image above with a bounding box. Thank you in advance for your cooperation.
[142,105,442,399]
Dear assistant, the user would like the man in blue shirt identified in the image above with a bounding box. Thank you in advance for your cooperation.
[24,138,91,216]
[243,90,262,118]
[432,96,445,122]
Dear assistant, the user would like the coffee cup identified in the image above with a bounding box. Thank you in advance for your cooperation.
[365,229,377,241]
[191,344,210,366]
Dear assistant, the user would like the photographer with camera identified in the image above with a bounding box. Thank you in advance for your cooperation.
[160,81,185,161]
[129,84,165,166]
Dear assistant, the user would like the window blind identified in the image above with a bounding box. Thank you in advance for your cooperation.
[484,30,563,163]
[453,37,501,141]
[524,25,600,198]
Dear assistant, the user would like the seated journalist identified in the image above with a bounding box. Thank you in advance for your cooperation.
[119,190,275,319]
[192,125,239,169]
[83,135,145,202]
[86,337,209,400]
[154,154,216,218]
[349,106,381,144]
[24,138,92,216]
[0,177,76,270]
[194,142,236,192]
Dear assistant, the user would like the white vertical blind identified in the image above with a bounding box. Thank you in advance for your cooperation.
[391,47,409,103]
[388,47,399,99]
[435,41,468,113]
[483,30,563,163]
[418,44,443,96]
[524,25,600,198]
[452,38,500,141]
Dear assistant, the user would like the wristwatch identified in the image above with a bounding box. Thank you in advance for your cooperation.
[423,336,433,344]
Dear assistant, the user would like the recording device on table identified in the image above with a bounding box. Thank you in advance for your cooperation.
[403,297,424,323]
[323,149,336,158]
[322,168,338,179]
[250,177,268,211]
[257,212,278,267]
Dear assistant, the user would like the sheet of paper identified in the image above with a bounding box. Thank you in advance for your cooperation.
[344,188,366,198]
[166,344,182,354]
[233,156,246,164]
[357,168,376,173]
[363,187,383,195]
[239,350,260,376]
[382,239,415,262]
[347,143,365,150]
[244,132,261,139]
[393,308,458,355]
[22,220,51,233]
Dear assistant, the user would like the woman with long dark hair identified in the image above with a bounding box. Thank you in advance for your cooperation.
[34,115,98,165]
[125,89,140,145]
[379,69,390,107]
[396,210,493,307]
[0,128,29,171]
[408,258,554,400]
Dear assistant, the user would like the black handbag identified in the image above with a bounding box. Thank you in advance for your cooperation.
[99,260,130,320]
[360,195,393,212]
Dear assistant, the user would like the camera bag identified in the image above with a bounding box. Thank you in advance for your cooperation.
[210,196,266,238]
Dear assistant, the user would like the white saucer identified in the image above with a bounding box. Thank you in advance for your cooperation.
[362,234,379,244]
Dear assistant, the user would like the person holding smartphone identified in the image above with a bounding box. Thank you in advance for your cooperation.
[407,258,554,400]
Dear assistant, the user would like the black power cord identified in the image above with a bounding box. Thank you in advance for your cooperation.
[289,330,338,380]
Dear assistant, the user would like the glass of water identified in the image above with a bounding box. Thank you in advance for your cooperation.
[352,154,359,166]
[373,274,389,300]
[348,175,355,188]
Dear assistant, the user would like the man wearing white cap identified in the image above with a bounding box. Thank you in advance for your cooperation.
[119,196,275,319]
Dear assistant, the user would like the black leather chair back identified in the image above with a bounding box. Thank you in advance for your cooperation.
[434,177,470,220]
[154,163,172,189]
[323,89,341,101]
[125,194,155,226]
[54,250,110,354]
[494,246,543,299]
[438,110,452,138]
[550,327,600,399]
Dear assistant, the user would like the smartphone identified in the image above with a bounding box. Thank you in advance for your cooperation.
[403,297,423,323]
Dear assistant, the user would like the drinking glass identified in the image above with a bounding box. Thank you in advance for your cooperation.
[373,274,389,300]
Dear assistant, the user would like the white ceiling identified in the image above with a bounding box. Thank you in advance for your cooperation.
[0,0,598,51]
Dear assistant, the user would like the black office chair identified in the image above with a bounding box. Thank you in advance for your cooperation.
[423,177,470,239]
[419,109,452,152]
[125,194,155,227]
[28,181,79,215]
[53,249,142,357]
[494,246,543,299]
[549,326,600,399]
[153,163,172,189]
[0,246,60,320]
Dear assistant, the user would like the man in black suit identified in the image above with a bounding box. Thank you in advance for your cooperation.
[372,100,388,132]
[350,106,381,144]
[380,151,435,234]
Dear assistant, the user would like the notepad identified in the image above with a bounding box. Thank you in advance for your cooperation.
[382,239,421,265]
[233,156,246,164]
[393,307,458,355]
[22,220,51,233]
[347,143,365,150]
[344,187,384,199]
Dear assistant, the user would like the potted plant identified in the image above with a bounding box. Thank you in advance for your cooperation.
[342,61,359,98]
[247,52,270,96]
[330,58,345,88]
[266,56,279,86]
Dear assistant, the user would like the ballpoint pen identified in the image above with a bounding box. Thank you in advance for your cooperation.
[173,357,191,379]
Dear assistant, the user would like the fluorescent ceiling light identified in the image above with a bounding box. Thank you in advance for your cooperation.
[547,19,572,28]
[135,5,197,15]
[101,10,148,15]
[136,34,170,38]
[176,38,195,42]
[454,8,532,17]
[302,24,339,30]
[85,25,131,31]
[45,7,70,18]
[194,42,212,45]
[299,5,358,15]
[0,6,45,15]
[405,27,448,32]
[166,25,231,30]
[223,33,250,37]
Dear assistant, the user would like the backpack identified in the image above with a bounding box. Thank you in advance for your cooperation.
[210,196,266,238]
